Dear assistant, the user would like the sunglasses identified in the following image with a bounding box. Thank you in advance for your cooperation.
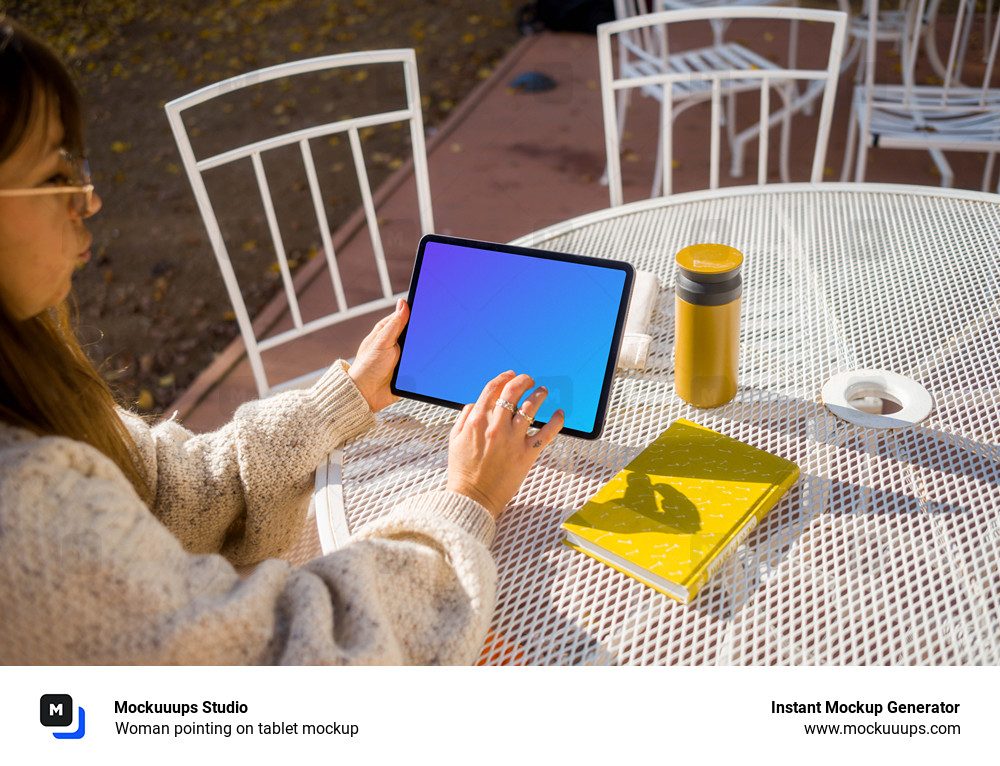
[0,150,96,217]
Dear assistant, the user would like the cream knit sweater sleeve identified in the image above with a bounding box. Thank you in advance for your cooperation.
[0,363,498,665]
[129,360,378,566]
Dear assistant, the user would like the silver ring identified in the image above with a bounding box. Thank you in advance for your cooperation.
[516,408,535,427]
[495,398,517,414]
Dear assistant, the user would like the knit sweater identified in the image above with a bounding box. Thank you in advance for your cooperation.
[0,362,498,664]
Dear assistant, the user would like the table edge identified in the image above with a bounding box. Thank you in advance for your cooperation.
[509,182,1000,248]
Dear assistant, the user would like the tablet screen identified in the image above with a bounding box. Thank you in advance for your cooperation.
[391,235,634,439]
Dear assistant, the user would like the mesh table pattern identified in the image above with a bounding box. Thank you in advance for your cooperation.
[337,183,1000,665]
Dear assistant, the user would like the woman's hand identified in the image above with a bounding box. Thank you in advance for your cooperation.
[446,371,564,518]
[347,299,409,413]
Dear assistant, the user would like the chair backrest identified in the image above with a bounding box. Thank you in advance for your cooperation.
[612,0,668,72]
[165,50,433,396]
[598,6,847,205]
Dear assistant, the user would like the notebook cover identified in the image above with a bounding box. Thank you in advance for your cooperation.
[561,418,799,603]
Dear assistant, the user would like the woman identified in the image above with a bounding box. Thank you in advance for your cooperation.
[0,18,563,664]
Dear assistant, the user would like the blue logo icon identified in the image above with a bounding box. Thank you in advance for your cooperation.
[40,694,86,739]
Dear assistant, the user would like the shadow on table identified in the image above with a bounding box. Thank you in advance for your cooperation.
[494,389,999,664]
[671,394,997,664]
[353,387,997,664]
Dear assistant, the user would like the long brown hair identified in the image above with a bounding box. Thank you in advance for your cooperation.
[0,18,151,504]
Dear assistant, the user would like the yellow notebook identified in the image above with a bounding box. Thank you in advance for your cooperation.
[561,419,799,603]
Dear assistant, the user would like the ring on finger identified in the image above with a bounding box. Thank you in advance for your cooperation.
[495,398,517,415]
[516,407,535,427]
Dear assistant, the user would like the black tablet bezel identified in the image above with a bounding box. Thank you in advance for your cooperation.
[390,233,635,439]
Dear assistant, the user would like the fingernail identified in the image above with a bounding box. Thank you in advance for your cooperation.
[537,386,547,393]
[396,299,405,314]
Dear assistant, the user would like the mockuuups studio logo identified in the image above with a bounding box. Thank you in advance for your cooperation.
[40,694,86,739]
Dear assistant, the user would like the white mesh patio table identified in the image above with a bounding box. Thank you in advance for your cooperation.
[319,182,1000,665]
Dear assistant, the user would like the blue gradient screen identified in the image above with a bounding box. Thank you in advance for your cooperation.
[393,238,631,436]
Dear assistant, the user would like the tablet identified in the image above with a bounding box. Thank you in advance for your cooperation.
[391,234,635,439]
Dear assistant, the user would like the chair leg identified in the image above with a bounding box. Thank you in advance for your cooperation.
[651,128,664,199]
[726,92,741,177]
[853,117,869,182]
[840,102,859,182]
[842,36,863,79]
[982,151,997,193]
[851,38,866,84]
[730,140,745,180]
[779,83,792,183]
[928,148,953,188]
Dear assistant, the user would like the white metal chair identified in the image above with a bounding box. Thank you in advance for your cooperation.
[653,0,941,83]
[836,0,942,82]
[841,0,1000,192]
[165,49,434,397]
[598,6,848,205]
[609,0,799,196]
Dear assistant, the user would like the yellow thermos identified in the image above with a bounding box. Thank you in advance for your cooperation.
[674,243,743,408]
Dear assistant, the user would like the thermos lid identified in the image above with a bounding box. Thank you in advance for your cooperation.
[675,243,743,282]
[675,244,743,305]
